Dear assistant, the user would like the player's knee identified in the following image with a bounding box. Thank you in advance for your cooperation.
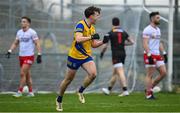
[21,69,28,75]
[20,71,25,77]
[146,73,153,78]
[61,79,70,87]
[65,77,73,84]
[160,69,167,77]
[89,72,97,80]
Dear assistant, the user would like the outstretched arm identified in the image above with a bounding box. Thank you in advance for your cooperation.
[101,43,108,54]
[99,43,108,59]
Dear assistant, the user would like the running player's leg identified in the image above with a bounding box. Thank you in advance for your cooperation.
[152,64,166,87]
[56,68,76,111]
[76,60,96,103]
[108,69,117,91]
[145,66,156,99]
[60,68,76,96]
[80,61,97,91]
[115,66,129,96]
[116,67,126,87]
[102,69,116,95]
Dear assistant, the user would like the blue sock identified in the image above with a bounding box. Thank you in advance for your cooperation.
[79,86,85,93]
[57,96,63,103]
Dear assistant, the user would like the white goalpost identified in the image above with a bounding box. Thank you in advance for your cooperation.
[167,0,174,92]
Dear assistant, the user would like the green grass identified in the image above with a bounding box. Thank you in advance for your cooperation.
[0,92,180,112]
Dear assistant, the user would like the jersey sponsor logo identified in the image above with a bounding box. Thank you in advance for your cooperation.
[151,32,156,38]
[151,32,160,39]
[20,38,30,42]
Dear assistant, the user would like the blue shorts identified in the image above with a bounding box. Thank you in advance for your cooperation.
[67,56,93,70]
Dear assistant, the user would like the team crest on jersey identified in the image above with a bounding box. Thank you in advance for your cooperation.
[151,32,156,39]
[90,30,95,35]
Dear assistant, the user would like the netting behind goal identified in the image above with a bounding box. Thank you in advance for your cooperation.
[0,0,170,93]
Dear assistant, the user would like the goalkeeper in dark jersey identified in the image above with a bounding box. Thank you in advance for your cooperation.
[101,17,134,96]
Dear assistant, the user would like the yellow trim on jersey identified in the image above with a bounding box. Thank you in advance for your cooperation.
[68,20,96,59]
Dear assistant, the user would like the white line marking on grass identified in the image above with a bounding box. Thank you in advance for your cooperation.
[0,112,180,113]
[0,101,179,107]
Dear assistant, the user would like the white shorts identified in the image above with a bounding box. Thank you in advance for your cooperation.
[145,61,165,68]
[113,63,123,68]
[144,53,165,68]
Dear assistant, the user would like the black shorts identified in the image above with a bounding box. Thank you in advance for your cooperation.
[112,53,126,65]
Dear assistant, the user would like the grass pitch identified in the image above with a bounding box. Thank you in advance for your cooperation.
[0,92,179,112]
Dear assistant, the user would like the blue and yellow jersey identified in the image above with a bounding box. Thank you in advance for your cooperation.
[68,20,96,59]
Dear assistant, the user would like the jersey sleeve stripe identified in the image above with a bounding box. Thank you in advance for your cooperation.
[75,23,84,33]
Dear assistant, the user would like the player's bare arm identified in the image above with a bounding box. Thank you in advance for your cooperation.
[75,32,100,43]
[34,39,42,54]
[91,32,110,48]
[75,32,91,43]
[125,37,134,46]
[101,43,108,53]
[91,40,103,48]
[159,41,167,63]
[6,38,19,58]
[159,41,166,53]
[100,43,108,59]
[143,36,150,54]
[143,35,154,64]
[9,38,19,52]
[34,39,42,63]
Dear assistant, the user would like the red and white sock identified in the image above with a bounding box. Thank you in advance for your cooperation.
[28,86,33,93]
[18,87,23,93]
[146,88,153,98]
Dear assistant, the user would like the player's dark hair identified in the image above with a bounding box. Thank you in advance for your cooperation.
[112,17,120,26]
[21,16,31,23]
[84,6,101,18]
[149,12,159,21]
